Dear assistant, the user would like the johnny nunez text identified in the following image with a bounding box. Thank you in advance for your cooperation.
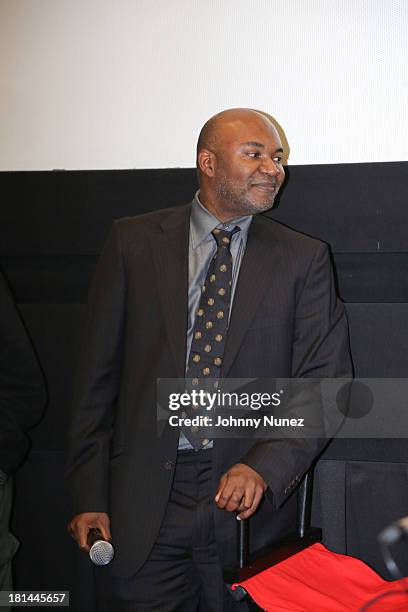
[168,415,305,429]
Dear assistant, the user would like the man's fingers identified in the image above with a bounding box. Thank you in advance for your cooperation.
[236,487,256,513]
[225,490,245,512]
[216,477,254,511]
[214,474,228,503]
[216,484,235,509]
[77,524,91,552]
[215,464,267,515]
[216,478,245,511]
[99,523,112,542]
[67,512,111,553]
[237,487,264,520]
[68,519,91,551]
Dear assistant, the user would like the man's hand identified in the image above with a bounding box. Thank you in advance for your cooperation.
[67,512,111,552]
[215,463,267,520]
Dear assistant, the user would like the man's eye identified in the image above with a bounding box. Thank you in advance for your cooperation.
[273,157,283,164]
[247,152,260,158]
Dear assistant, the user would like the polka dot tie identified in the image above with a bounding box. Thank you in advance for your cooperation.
[183,226,240,450]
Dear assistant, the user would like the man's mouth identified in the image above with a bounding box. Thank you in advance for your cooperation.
[251,182,278,192]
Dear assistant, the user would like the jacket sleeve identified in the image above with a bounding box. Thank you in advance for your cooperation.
[0,270,46,476]
[65,221,126,516]
[240,243,353,508]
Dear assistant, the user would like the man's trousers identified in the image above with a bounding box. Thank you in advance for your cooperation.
[96,449,250,611]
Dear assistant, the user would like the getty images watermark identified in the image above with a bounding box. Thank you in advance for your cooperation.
[157,378,408,439]
[166,387,305,430]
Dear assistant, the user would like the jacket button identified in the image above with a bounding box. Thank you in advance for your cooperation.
[164,460,174,470]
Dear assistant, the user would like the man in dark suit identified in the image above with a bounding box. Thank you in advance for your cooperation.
[67,108,352,611]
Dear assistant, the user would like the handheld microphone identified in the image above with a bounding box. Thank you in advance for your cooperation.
[87,528,115,565]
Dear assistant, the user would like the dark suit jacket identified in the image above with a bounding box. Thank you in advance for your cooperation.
[66,202,352,576]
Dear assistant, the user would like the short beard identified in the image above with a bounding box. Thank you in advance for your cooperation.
[215,173,277,216]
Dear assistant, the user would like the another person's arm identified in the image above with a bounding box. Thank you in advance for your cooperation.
[0,270,46,478]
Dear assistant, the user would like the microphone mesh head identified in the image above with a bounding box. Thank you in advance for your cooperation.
[89,540,115,565]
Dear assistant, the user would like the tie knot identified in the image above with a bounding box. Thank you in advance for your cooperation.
[211,226,240,248]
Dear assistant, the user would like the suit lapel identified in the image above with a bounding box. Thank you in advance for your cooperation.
[221,215,282,377]
[152,204,191,378]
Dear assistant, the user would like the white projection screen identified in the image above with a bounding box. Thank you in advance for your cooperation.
[0,0,407,170]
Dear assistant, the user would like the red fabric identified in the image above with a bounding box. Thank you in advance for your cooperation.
[234,543,408,611]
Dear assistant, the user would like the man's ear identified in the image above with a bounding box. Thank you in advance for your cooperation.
[197,149,216,178]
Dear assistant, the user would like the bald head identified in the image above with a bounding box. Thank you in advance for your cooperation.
[195,108,285,222]
[196,108,275,162]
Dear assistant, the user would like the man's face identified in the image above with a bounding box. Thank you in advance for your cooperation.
[213,118,285,218]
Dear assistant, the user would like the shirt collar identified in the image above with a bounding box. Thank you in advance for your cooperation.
[190,191,253,250]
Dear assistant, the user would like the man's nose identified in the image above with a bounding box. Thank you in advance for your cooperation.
[260,158,282,176]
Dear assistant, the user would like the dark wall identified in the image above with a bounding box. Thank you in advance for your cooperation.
[2,162,408,609]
